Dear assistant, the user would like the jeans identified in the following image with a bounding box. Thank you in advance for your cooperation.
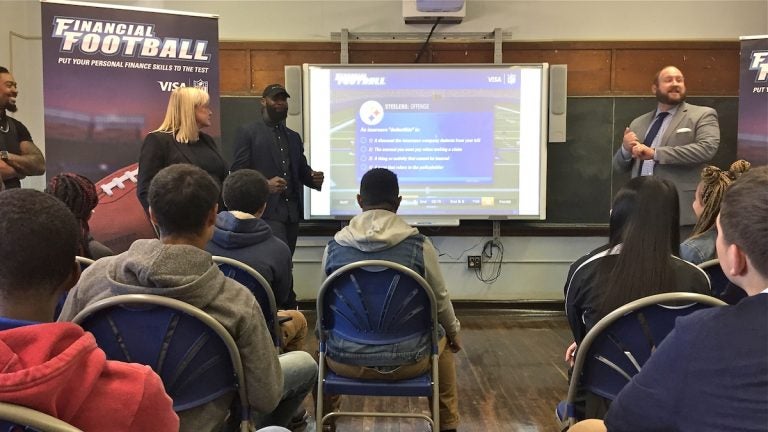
[254,351,318,428]
[324,337,460,430]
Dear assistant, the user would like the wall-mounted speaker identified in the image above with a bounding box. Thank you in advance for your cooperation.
[549,64,567,143]
[284,65,303,138]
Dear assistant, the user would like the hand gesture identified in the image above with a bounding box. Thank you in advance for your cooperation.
[447,333,462,353]
[565,341,578,367]
[631,144,655,161]
[622,127,640,152]
[268,176,287,194]
[311,170,325,190]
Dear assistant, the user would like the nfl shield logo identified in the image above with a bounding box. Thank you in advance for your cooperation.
[193,79,209,93]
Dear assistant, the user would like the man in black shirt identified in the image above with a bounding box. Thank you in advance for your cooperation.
[0,66,45,189]
[231,83,324,255]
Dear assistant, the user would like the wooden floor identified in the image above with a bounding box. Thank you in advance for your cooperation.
[301,309,572,432]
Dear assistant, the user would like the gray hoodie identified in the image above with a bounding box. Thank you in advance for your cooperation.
[59,239,282,432]
[322,209,460,336]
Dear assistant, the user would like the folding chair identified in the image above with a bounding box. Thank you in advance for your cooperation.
[698,259,746,304]
[54,257,96,320]
[70,294,251,432]
[563,292,727,427]
[316,260,440,431]
[0,402,82,432]
[212,256,281,347]
[74,256,94,270]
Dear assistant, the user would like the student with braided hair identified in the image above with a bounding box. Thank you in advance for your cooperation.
[46,173,114,259]
[680,160,751,264]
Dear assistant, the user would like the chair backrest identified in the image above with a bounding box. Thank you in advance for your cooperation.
[70,294,248,417]
[698,259,730,297]
[212,256,280,347]
[0,402,82,432]
[317,260,438,348]
[698,259,747,304]
[74,256,94,271]
[566,292,726,421]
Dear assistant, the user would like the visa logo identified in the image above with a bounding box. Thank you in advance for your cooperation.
[157,81,187,92]
[488,76,502,83]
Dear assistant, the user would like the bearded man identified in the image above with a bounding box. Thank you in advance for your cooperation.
[612,66,720,226]
[231,84,324,256]
[0,66,45,189]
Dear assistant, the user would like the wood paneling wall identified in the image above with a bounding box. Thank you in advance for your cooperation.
[220,40,739,97]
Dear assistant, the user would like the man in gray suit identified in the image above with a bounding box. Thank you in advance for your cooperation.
[613,66,720,226]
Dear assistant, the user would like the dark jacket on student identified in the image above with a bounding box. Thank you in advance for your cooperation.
[206,211,296,309]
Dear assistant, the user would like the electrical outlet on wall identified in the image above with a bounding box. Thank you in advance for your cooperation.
[468,255,481,269]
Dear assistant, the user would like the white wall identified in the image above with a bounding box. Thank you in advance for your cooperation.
[2,0,763,300]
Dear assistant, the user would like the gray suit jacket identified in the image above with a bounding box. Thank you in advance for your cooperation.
[612,102,720,225]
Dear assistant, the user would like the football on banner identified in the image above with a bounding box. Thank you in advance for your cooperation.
[89,163,156,253]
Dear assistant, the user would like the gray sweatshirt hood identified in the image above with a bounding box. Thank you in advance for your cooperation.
[334,209,418,252]
[102,239,223,308]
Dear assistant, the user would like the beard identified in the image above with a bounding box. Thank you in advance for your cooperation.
[266,105,288,123]
[655,87,686,106]
[2,100,17,113]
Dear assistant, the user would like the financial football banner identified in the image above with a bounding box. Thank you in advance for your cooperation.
[738,35,768,166]
[40,0,220,181]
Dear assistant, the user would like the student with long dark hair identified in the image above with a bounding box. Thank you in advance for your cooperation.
[562,176,711,420]
[565,176,710,344]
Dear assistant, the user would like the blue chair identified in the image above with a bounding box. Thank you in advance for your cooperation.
[562,292,727,426]
[698,259,747,305]
[212,256,281,347]
[0,402,82,432]
[316,260,440,431]
[70,294,251,432]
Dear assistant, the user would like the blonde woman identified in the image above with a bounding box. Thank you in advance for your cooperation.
[137,86,227,211]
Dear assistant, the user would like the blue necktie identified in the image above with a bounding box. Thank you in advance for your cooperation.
[639,111,669,176]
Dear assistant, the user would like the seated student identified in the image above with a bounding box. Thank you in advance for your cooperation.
[321,168,461,432]
[680,160,750,264]
[206,169,308,352]
[46,172,115,259]
[58,164,317,432]
[563,182,636,298]
[570,166,768,432]
[563,176,710,419]
[0,188,178,431]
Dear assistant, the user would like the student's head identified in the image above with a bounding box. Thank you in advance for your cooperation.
[148,164,220,239]
[608,183,641,247]
[223,169,269,216]
[599,176,681,316]
[0,189,80,303]
[691,160,751,237]
[46,172,99,257]
[156,86,210,143]
[620,175,680,252]
[716,166,768,294]
[357,168,401,212]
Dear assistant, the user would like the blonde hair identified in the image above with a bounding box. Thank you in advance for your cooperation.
[691,159,751,237]
[154,86,209,143]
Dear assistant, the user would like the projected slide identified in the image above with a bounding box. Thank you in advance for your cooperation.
[305,65,547,222]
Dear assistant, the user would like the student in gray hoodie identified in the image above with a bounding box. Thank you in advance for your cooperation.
[59,164,317,432]
[321,168,461,432]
